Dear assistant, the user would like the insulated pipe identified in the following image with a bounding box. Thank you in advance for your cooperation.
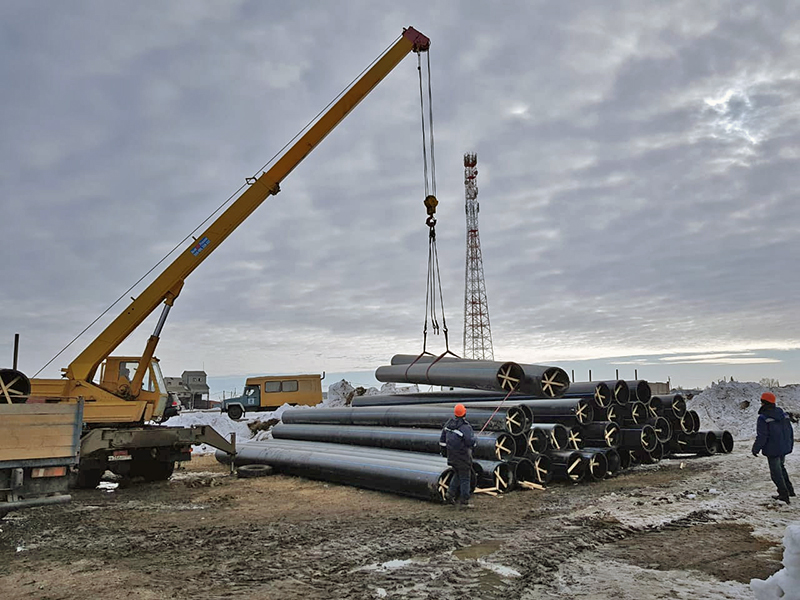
[711,430,734,454]
[385,354,571,398]
[650,394,687,419]
[548,450,586,483]
[643,416,673,444]
[579,421,621,448]
[619,401,648,425]
[562,382,612,408]
[281,405,529,436]
[576,449,608,480]
[527,427,550,454]
[619,425,658,452]
[217,440,460,502]
[625,380,652,404]
[271,423,517,462]
[533,424,570,451]
[472,459,513,493]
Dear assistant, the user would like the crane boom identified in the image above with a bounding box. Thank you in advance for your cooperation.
[66,27,430,383]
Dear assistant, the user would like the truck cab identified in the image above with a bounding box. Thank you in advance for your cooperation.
[222,374,323,420]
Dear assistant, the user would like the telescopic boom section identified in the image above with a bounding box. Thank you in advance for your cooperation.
[66,27,430,382]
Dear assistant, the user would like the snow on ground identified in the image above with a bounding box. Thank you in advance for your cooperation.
[685,381,800,440]
[751,523,800,600]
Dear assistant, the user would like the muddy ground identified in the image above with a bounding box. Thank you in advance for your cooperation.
[1,445,797,599]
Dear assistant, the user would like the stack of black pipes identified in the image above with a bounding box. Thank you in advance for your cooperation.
[216,356,734,502]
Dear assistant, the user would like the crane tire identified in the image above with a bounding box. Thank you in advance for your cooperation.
[236,464,273,478]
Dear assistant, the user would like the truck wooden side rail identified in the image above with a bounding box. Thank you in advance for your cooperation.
[0,401,83,519]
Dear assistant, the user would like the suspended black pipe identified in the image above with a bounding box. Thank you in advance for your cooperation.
[350,390,533,408]
[619,424,658,452]
[711,430,734,454]
[216,440,460,503]
[385,354,571,398]
[472,459,513,493]
[619,401,648,426]
[281,405,529,436]
[643,416,672,444]
[548,450,586,483]
[562,382,612,408]
[271,423,517,462]
[579,421,621,448]
[533,423,570,451]
[650,394,687,419]
[576,449,608,480]
[625,380,652,404]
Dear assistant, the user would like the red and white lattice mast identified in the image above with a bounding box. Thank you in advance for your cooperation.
[462,152,494,360]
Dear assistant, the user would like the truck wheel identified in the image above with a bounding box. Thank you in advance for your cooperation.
[136,460,175,482]
[227,405,243,420]
[236,464,273,478]
[74,468,104,489]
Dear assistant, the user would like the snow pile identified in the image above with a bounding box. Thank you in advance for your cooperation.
[751,522,800,600]
[324,379,419,407]
[686,381,800,441]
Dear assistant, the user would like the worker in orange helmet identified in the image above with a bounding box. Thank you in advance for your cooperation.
[752,391,795,504]
[439,403,477,507]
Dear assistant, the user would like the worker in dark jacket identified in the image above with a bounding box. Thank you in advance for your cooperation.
[752,391,795,504]
[439,404,477,507]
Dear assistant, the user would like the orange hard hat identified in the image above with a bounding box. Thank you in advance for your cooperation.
[761,392,776,404]
[454,403,467,417]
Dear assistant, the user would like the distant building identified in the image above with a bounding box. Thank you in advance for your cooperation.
[165,370,211,409]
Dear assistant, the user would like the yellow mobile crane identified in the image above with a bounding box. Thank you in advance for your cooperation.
[29,27,432,488]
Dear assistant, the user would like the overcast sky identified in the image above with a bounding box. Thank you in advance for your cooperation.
[2,1,799,391]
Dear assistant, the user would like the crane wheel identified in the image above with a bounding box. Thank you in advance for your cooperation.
[227,405,244,420]
[132,459,175,482]
[236,464,273,478]
[73,468,104,489]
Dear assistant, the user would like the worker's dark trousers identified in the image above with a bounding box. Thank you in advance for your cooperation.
[447,462,472,504]
[767,455,794,497]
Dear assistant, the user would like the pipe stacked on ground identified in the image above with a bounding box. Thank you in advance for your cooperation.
[562,382,613,408]
[281,405,529,436]
[711,430,735,453]
[549,450,586,483]
[272,423,517,462]
[626,380,652,404]
[216,439,461,503]
[579,421,621,448]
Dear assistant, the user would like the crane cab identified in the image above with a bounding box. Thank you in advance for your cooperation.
[96,356,170,419]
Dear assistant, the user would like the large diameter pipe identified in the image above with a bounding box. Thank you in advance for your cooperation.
[687,410,701,433]
[565,427,585,450]
[576,449,608,480]
[637,441,664,464]
[590,447,621,477]
[527,427,550,454]
[281,405,528,436]
[619,401,648,425]
[562,382,612,408]
[533,424,570,451]
[579,421,621,449]
[605,380,630,405]
[386,354,571,398]
[517,398,594,426]
[643,417,672,444]
[548,450,586,483]
[350,390,534,408]
[375,359,526,394]
[595,404,623,425]
[672,431,717,456]
[619,448,641,469]
[650,394,687,419]
[619,424,658,452]
[472,459,513,493]
[0,368,31,404]
[518,453,552,485]
[271,423,517,462]
[415,401,534,430]
[625,380,652,404]
[218,440,459,502]
[711,430,734,454]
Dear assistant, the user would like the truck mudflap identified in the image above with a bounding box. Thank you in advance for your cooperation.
[80,425,236,458]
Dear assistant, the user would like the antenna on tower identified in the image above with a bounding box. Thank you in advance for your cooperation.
[462,152,494,360]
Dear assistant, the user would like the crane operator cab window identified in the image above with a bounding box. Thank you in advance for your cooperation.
[117,360,156,392]
[242,385,260,407]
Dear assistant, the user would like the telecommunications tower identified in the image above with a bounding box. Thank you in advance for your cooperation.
[462,152,494,359]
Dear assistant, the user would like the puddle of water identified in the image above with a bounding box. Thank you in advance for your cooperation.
[355,558,417,572]
[452,540,502,560]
